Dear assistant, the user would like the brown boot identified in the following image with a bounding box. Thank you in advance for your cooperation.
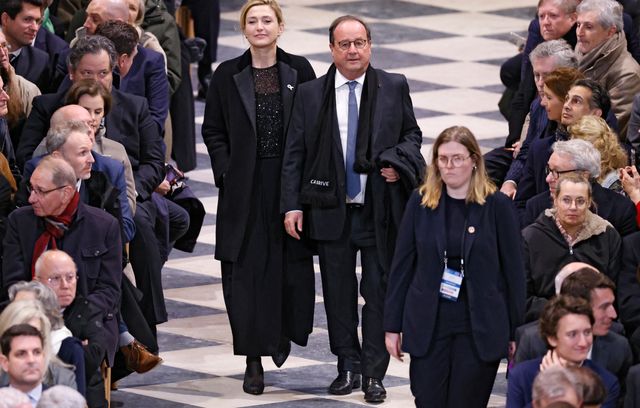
[120,340,163,373]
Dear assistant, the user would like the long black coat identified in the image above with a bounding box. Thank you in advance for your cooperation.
[280,68,424,271]
[202,47,316,262]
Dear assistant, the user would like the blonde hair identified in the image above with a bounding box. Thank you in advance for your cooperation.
[0,300,53,373]
[569,115,627,182]
[419,126,496,208]
[239,0,284,31]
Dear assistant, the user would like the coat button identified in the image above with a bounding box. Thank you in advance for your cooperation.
[94,250,100,256]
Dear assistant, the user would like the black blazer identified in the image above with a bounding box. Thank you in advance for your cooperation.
[618,232,640,336]
[202,48,316,262]
[11,45,50,91]
[17,87,164,200]
[280,67,424,269]
[383,191,526,361]
[524,183,638,236]
[34,27,69,93]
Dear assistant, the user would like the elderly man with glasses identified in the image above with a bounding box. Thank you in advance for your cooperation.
[1,156,122,370]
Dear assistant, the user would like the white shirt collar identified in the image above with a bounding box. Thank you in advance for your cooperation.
[334,70,366,89]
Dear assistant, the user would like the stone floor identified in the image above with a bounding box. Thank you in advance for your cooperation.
[111,0,537,406]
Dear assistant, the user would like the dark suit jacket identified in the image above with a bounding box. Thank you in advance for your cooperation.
[507,357,619,408]
[383,191,526,362]
[11,45,50,91]
[34,27,69,93]
[202,48,316,262]
[64,294,114,370]
[1,202,122,317]
[280,67,424,270]
[524,182,638,236]
[514,320,632,385]
[119,45,169,133]
[21,152,136,242]
[619,232,640,337]
[514,134,555,213]
[17,87,164,200]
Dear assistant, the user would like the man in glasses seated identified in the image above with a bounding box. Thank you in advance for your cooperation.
[1,156,122,368]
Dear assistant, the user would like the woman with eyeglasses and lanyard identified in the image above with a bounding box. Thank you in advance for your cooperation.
[522,170,621,322]
[384,126,525,408]
[202,0,316,395]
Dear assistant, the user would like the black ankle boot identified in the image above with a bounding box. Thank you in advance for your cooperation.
[243,357,264,395]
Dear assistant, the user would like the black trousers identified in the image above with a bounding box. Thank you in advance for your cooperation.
[181,0,220,87]
[317,205,389,380]
[410,333,499,408]
[129,200,167,327]
[484,147,514,188]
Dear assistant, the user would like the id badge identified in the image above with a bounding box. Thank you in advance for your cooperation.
[439,267,463,301]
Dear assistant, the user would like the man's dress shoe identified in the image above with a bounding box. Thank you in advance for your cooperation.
[328,370,361,395]
[362,377,387,403]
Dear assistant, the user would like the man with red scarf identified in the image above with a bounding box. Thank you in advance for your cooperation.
[1,156,122,337]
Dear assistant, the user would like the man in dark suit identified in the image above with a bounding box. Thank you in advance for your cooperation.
[34,249,111,408]
[514,266,633,388]
[95,20,169,133]
[0,324,48,405]
[522,139,638,235]
[0,0,50,90]
[2,156,122,322]
[281,15,424,403]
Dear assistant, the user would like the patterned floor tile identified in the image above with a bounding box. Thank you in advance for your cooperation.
[116,1,539,407]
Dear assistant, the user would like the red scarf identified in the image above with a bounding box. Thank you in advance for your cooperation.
[31,192,80,278]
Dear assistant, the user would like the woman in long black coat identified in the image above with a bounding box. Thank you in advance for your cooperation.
[201,0,316,395]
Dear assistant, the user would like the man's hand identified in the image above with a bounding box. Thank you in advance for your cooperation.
[155,179,171,195]
[381,167,400,183]
[500,181,517,199]
[385,332,404,362]
[539,349,567,371]
[284,211,303,240]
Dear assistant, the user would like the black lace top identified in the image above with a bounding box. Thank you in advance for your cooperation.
[253,65,283,158]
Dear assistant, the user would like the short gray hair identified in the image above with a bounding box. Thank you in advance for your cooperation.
[45,122,91,154]
[0,385,31,407]
[577,0,623,32]
[532,366,583,403]
[36,385,87,408]
[8,281,65,330]
[552,139,601,178]
[538,0,579,14]
[36,156,78,188]
[529,39,578,69]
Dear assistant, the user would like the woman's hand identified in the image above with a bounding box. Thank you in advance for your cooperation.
[385,332,404,362]
[620,166,640,204]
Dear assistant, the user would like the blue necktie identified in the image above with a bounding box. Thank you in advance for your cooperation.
[346,81,361,200]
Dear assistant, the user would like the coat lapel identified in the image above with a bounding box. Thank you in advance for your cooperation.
[372,69,383,147]
[463,201,480,263]
[233,66,257,136]
[433,193,447,264]
[278,61,297,134]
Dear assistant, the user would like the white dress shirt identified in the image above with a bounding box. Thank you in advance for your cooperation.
[335,70,367,204]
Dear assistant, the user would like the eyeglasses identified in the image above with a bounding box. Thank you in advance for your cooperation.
[545,165,578,179]
[437,154,471,168]
[558,196,589,209]
[46,273,78,287]
[335,39,368,51]
[26,182,69,197]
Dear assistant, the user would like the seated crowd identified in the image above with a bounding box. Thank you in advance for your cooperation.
[0,0,204,406]
[7,0,640,407]
[491,0,640,407]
